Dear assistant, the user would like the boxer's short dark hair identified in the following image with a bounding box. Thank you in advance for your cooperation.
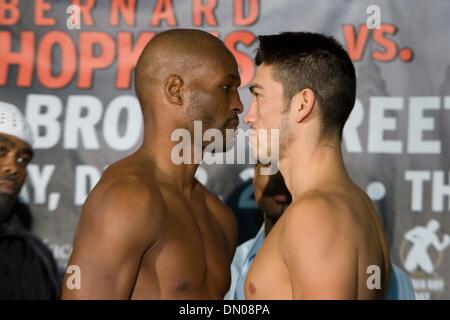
[255,32,356,139]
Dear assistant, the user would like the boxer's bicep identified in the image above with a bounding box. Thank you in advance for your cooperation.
[62,183,162,299]
[62,220,141,299]
[282,200,357,300]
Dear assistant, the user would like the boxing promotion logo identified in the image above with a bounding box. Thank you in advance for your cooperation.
[403,220,450,274]
[400,220,450,299]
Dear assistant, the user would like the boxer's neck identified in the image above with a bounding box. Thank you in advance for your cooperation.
[279,138,350,201]
[140,124,200,191]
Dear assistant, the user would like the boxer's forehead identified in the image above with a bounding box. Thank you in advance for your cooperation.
[210,49,239,73]
[193,52,240,85]
[249,64,285,104]
[252,64,279,88]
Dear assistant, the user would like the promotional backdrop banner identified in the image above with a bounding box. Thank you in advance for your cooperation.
[0,0,449,299]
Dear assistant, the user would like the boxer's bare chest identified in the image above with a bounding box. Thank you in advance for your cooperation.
[131,189,231,299]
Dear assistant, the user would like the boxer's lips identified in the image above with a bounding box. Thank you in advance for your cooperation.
[0,180,18,195]
[248,128,267,138]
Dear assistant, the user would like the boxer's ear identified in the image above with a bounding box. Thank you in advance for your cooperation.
[292,88,316,123]
[164,74,184,105]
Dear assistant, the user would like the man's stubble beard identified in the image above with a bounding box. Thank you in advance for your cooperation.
[278,113,293,160]
[276,99,294,161]
[187,91,216,129]
[186,91,232,152]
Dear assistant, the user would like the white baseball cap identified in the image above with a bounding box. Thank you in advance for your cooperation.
[0,101,33,147]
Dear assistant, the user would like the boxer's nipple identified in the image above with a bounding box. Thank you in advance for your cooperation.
[248,282,256,295]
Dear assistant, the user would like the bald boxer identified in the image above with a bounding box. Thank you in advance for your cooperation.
[62,29,243,299]
[244,32,391,299]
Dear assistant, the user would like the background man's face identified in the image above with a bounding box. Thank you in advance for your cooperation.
[0,133,32,220]
[245,64,291,162]
[254,163,291,222]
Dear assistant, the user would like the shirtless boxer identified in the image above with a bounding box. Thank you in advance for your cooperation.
[243,32,391,299]
[62,29,243,299]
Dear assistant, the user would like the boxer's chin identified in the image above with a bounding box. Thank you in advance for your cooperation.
[249,135,277,163]
[248,134,258,161]
[223,128,236,152]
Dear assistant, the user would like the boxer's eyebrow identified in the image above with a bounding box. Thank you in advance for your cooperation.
[249,83,263,93]
[227,74,241,86]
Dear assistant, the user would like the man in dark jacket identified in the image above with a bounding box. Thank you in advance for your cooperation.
[0,101,60,299]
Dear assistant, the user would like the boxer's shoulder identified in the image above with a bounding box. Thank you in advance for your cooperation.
[289,189,360,222]
[285,191,342,219]
[278,192,360,296]
[90,165,161,205]
[280,191,359,249]
[78,169,165,246]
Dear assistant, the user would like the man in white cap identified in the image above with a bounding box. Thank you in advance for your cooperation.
[0,101,34,217]
[0,101,60,299]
